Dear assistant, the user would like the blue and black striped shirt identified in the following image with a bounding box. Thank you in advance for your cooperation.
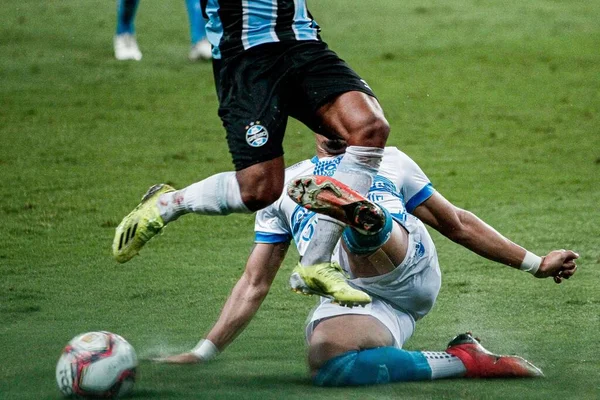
[201,0,321,59]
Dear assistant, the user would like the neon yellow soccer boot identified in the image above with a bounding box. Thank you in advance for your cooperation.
[112,184,174,263]
[289,262,371,307]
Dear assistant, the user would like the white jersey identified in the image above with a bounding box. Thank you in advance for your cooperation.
[255,147,435,252]
[255,147,440,322]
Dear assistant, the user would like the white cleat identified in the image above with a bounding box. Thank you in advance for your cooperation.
[114,33,142,61]
[188,39,212,61]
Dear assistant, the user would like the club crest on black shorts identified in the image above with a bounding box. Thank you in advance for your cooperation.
[245,122,268,147]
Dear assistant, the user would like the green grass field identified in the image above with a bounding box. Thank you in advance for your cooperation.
[2,0,599,399]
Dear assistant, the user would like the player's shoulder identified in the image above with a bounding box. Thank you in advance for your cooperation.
[382,146,415,166]
[383,146,408,158]
[379,147,431,188]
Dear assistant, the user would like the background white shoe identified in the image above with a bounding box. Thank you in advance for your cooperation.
[114,34,142,61]
[188,39,212,61]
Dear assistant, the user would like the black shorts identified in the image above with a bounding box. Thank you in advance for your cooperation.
[212,41,377,171]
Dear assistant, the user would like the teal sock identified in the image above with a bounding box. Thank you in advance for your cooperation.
[185,0,207,44]
[116,0,140,35]
[314,347,432,387]
[342,207,393,255]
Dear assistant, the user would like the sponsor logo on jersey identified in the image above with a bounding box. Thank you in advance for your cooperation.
[313,156,343,176]
[245,122,268,147]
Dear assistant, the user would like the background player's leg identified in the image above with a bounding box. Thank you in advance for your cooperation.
[301,92,389,266]
[185,0,212,61]
[184,0,205,45]
[114,0,142,60]
[116,0,140,35]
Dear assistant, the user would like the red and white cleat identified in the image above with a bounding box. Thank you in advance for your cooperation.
[446,332,544,378]
[287,176,385,235]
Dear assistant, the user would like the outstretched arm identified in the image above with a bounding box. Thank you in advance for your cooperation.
[156,241,290,363]
[412,192,578,282]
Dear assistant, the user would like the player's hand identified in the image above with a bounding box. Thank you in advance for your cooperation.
[151,352,201,364]
[534,249,579,283]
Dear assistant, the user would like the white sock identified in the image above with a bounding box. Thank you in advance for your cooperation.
[422,351,467,379]
[300,146,384,266]
[333,146,384,195]
[158,172,250,223]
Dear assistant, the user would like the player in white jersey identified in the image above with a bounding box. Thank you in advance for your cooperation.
[155,135,578,386]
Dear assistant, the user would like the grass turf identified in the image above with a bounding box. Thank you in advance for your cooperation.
[1,0,599,399]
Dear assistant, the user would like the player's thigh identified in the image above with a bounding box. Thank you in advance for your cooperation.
[215,49,289,173]
[286,42,389,146]
[317,91,389,147]
[308,314,394,371]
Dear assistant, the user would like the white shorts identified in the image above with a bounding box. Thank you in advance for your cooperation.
[305,297,416,348]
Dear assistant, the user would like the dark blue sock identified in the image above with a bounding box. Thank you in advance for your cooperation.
[314,347,432,387]
[116,0,140,35]
[342,207,393,255]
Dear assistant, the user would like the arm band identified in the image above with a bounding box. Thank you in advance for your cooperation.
[520,251,541,275]
[191,339,220,361]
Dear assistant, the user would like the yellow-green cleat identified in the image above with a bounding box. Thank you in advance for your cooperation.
[112,184,175,263]
[289,262,371,307]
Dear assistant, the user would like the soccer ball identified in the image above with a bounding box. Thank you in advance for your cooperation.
[56,331,138,398]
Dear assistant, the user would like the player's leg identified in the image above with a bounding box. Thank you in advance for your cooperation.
[288,175,396,299]
[300,92,389,267]
[112,156,284,263]
[113,46,286,263]
[114,0,142,61]
[279,43,389,304]
[311,321,543,386]
[116,0,139,35]
[342,216,409,275]
[305,220,451,385]
[307,301,461,386]
[184,0,211,61]
[162,157,285,217]
[308,307,542,386]
[309,315,431,386]
[285,43,388,281]
[306,225,542,385]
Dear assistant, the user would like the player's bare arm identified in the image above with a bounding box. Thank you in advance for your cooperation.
[412,192,578,282]
[156,242,289,364]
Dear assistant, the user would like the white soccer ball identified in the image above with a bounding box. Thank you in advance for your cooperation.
[56,331,138,399]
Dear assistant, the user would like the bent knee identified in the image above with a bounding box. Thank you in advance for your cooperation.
[347,114,390,148]
[236,158,284,211]
[308,333,358,375]
[239,184,282,211]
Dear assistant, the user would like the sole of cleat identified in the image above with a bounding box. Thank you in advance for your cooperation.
[287,176,385,234]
